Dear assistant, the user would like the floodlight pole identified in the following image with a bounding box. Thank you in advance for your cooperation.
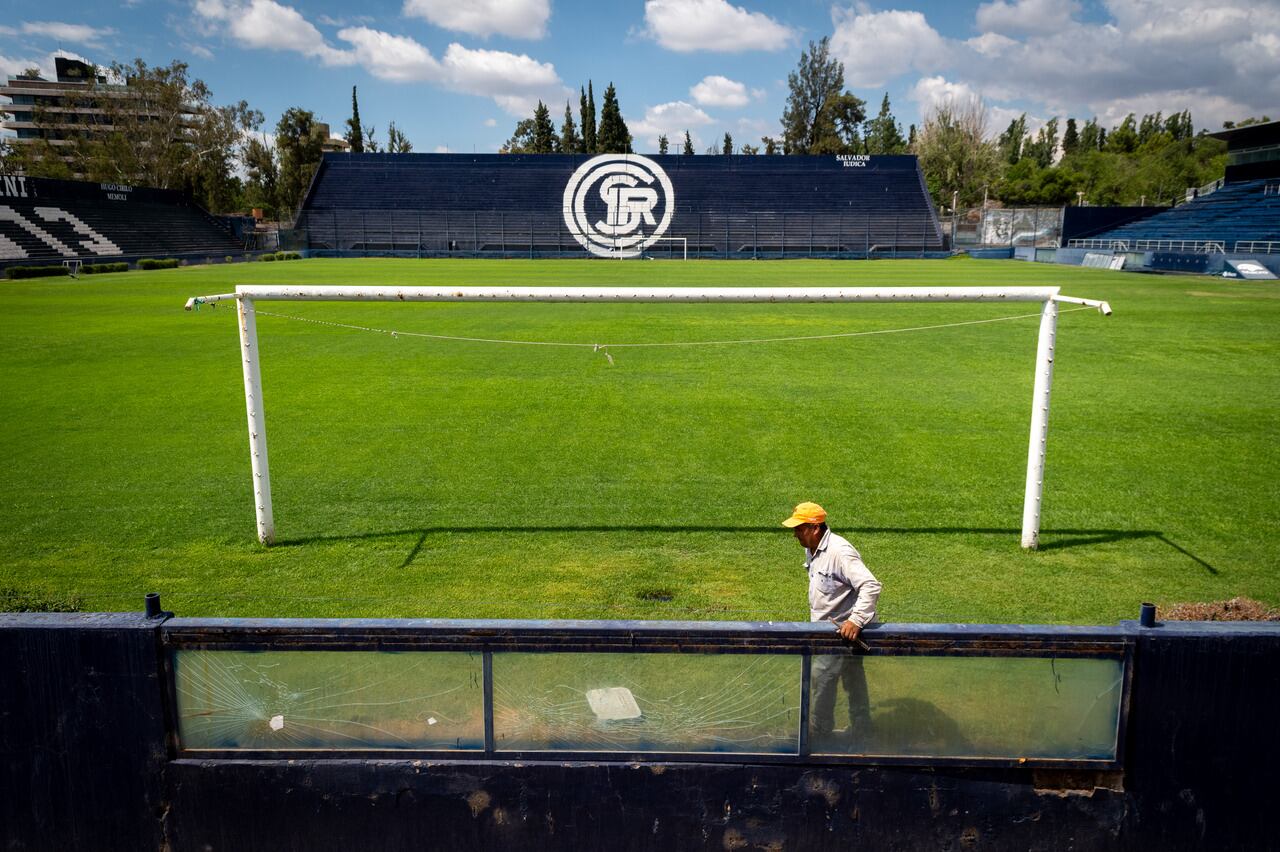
[237,297,275,545]
[1021,298,1057,549]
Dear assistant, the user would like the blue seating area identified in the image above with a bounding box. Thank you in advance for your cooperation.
[1085,180,1280,249]
[299,153,945,258]
[0,177,242,265]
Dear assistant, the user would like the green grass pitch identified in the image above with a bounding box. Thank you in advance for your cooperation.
[1,257,1277,624]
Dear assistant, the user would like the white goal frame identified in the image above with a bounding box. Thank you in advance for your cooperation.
[185,285,1111,549]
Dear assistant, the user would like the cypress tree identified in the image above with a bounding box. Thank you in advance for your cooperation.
[658,134,669,154]
[1061,118,1079,155]
[531,101,557,153]
[722,132,733,155]
[683,130,694,155]
[345,86,364,153]
[580,83,597,154]
[596,82,631,153]
[560,101,581,153]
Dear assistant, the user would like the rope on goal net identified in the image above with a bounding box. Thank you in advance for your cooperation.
[253,306,1094,365]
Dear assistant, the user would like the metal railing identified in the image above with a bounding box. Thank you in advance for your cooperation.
[1186,178,1224,202]
[1068,238,1225,254]
[1234,241,1280,254]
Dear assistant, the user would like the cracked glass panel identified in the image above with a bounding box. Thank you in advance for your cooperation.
[808,655,1123,759]
[493,652,801,753]
[174,650,484,750]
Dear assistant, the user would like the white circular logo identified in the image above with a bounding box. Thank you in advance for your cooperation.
[562,154,675,258]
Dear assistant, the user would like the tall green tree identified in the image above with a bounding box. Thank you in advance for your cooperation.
[913,97,1000,209]
[998,114,1027,164]
[780,37,865,154]
[275,107,325,216]
[560,102,582,153]
[1106,114,1138,153]
[1061,118,1079,155]
[762,136,779,154]
[864,92,907,154]
[345,86,364,153]
[722,132,734,155]
[682,130,694,155]
[657,134,669,154]
[243,133,278,216]
[500,119,535,153]
[1024,117,1059,168]
[1079,118,1101,152]
[596,83,631,153]
[386,121,413,153]
[531,101,558,153]
[580,83,597,153]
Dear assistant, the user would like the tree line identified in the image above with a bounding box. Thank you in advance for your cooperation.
[1,52,1259,218]
[0,63,414,219]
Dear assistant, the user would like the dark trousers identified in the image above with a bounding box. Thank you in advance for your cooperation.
[811,654,871,745]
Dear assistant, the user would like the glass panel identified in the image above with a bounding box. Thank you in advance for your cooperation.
[492,652,801,754]
[174,650,484,750]
[809,655,1123,759]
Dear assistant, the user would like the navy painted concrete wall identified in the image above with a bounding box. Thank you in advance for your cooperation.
[2,613,1278,850]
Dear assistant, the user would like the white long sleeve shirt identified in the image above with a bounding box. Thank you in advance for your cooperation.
[804,528,882,626]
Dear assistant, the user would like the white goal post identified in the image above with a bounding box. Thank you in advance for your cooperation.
[185,285,1112,549]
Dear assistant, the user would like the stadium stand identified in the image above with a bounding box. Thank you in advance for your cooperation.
[297,153,945,259]
[1070,179,1280,253]
[0,176,243,266]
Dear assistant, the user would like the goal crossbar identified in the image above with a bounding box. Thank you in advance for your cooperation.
[184,285,1112,549]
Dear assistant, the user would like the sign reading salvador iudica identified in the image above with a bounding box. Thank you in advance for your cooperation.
[562,154,675,258]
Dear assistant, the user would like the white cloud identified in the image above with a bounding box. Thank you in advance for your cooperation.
[644,0,795,53]
[338,27,442,81]
[185,42,215,59]
[440,43,568,115]
[433,144,450,153]
[965,32,1018,57]
[403,0,550,39]
[829,8,948,88]
[193,0,568,115]
[195,0,354,65]
[0,49,88,81]
[18,21,116,47]
[975,0,1080,35]
[690,75,749,107]
[880,0,1276,136]
[629,100,714,150]
[484,117,497,127]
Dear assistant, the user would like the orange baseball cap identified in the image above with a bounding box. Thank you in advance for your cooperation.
[782,502,827,527]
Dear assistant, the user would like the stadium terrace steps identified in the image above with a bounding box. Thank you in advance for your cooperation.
[0,178,242,263]
[1086,180,1280,248]
[299,153,945,257]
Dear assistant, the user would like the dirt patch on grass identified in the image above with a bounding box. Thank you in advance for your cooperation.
[1160,596,1280,621]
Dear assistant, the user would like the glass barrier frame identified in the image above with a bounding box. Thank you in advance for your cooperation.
[161,618,1134,769]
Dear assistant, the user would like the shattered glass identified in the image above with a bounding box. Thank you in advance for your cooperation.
[174,650,484,750]
[809,654,1124,759]
[492,652,801,753]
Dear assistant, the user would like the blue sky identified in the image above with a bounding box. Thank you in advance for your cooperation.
[2,0,1276,154]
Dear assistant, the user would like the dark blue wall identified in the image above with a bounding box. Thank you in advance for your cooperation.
[3,613,1278,851]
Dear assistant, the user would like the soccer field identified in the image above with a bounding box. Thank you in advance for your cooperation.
[1,257,1277,623]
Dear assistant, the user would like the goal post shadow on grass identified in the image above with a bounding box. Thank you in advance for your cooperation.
[184,285,1112,551]
[265,525,1214,576]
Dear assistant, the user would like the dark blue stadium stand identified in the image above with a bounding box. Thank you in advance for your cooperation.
[0,176,243,267]
[298,153,946,259]
[1083,179,1280,250]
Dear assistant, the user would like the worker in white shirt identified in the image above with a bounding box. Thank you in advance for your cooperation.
[782,501,882,748]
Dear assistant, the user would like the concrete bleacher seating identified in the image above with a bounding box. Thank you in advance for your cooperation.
[298,153,945,258]
[0,177,242,264]
[1084,180,1280,250]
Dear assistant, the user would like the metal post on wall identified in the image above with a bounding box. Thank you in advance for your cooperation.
[753,214,758,259]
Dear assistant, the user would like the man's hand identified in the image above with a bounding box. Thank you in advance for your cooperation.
[836,620,861,642]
